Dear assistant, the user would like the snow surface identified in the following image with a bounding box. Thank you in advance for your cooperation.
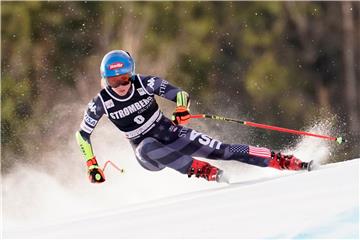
[3,158,359,238]
[2,119,359,238]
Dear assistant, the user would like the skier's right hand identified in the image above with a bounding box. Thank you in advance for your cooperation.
[87,157,106,183]
[172,106,191,125]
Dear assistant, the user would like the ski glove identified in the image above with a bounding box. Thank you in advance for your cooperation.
[87,157,106,183]
[172,106,191,125]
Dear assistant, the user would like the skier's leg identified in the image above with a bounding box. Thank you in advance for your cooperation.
[134,137,193,174]
[170,127,306,170]
[164,127,270,167]
[134,137,221,181]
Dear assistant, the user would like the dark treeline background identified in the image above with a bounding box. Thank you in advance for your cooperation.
[1,1,360,173]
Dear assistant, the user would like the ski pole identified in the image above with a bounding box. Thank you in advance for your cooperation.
[190,114,345,144]
[102,160,125,173]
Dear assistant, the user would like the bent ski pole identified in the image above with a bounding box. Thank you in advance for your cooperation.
[102,160,125,173]
[190,114,345,144]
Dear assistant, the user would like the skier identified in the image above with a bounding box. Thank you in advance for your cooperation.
[75,50,311,184]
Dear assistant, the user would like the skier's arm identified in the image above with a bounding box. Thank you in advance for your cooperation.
[172,91,191,125]
[140,75,190,124]
[140,75,190,105]
[75,95,106,183]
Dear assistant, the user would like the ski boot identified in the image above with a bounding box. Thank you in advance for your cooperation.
[268,152,313,171]
[187,159,223,182]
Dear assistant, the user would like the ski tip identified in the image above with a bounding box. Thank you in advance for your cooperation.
[307,160,314,171]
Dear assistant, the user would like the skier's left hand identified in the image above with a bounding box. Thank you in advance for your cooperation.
[172,106,191,125]
[88,167,106,183]
[86,157,106,183]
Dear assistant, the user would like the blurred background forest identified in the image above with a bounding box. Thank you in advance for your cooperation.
[1,1,360,174]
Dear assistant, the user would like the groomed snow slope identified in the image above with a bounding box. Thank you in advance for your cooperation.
[4,159,359,239]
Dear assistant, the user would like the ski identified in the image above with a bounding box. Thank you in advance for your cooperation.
[217,160,316,184]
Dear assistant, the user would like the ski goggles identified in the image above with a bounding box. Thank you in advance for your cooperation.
[106,73,132,88]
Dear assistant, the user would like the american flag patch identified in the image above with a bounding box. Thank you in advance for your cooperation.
[249,146,271,158]
[229,145,248,154]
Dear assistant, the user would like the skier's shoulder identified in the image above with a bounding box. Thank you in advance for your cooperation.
[135,74,168,93]
[92,88,106,102]
[133,74,146,84]
[132,74,152,94]
[137,74,157,81]
[136,74,164,84]
[84,89,107,114]
[99,87,108,96]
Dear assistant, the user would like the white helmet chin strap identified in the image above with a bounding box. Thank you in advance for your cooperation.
[125,51,136,75]
[101,77,109,88]
[132,60,136,76]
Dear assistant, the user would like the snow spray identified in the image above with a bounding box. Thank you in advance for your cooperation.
[2,103,219,232]
[284,116,341,165]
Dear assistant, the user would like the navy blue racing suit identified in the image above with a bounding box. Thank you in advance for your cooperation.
[77,74,272,174]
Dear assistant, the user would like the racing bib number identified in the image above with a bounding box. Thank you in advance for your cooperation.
[134,115,145,124]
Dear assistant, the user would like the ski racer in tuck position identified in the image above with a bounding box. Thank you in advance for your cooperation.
[75,50,311,183]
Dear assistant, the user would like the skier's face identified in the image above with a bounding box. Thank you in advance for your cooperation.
[108,74,132,96]
[107,73,131,88]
